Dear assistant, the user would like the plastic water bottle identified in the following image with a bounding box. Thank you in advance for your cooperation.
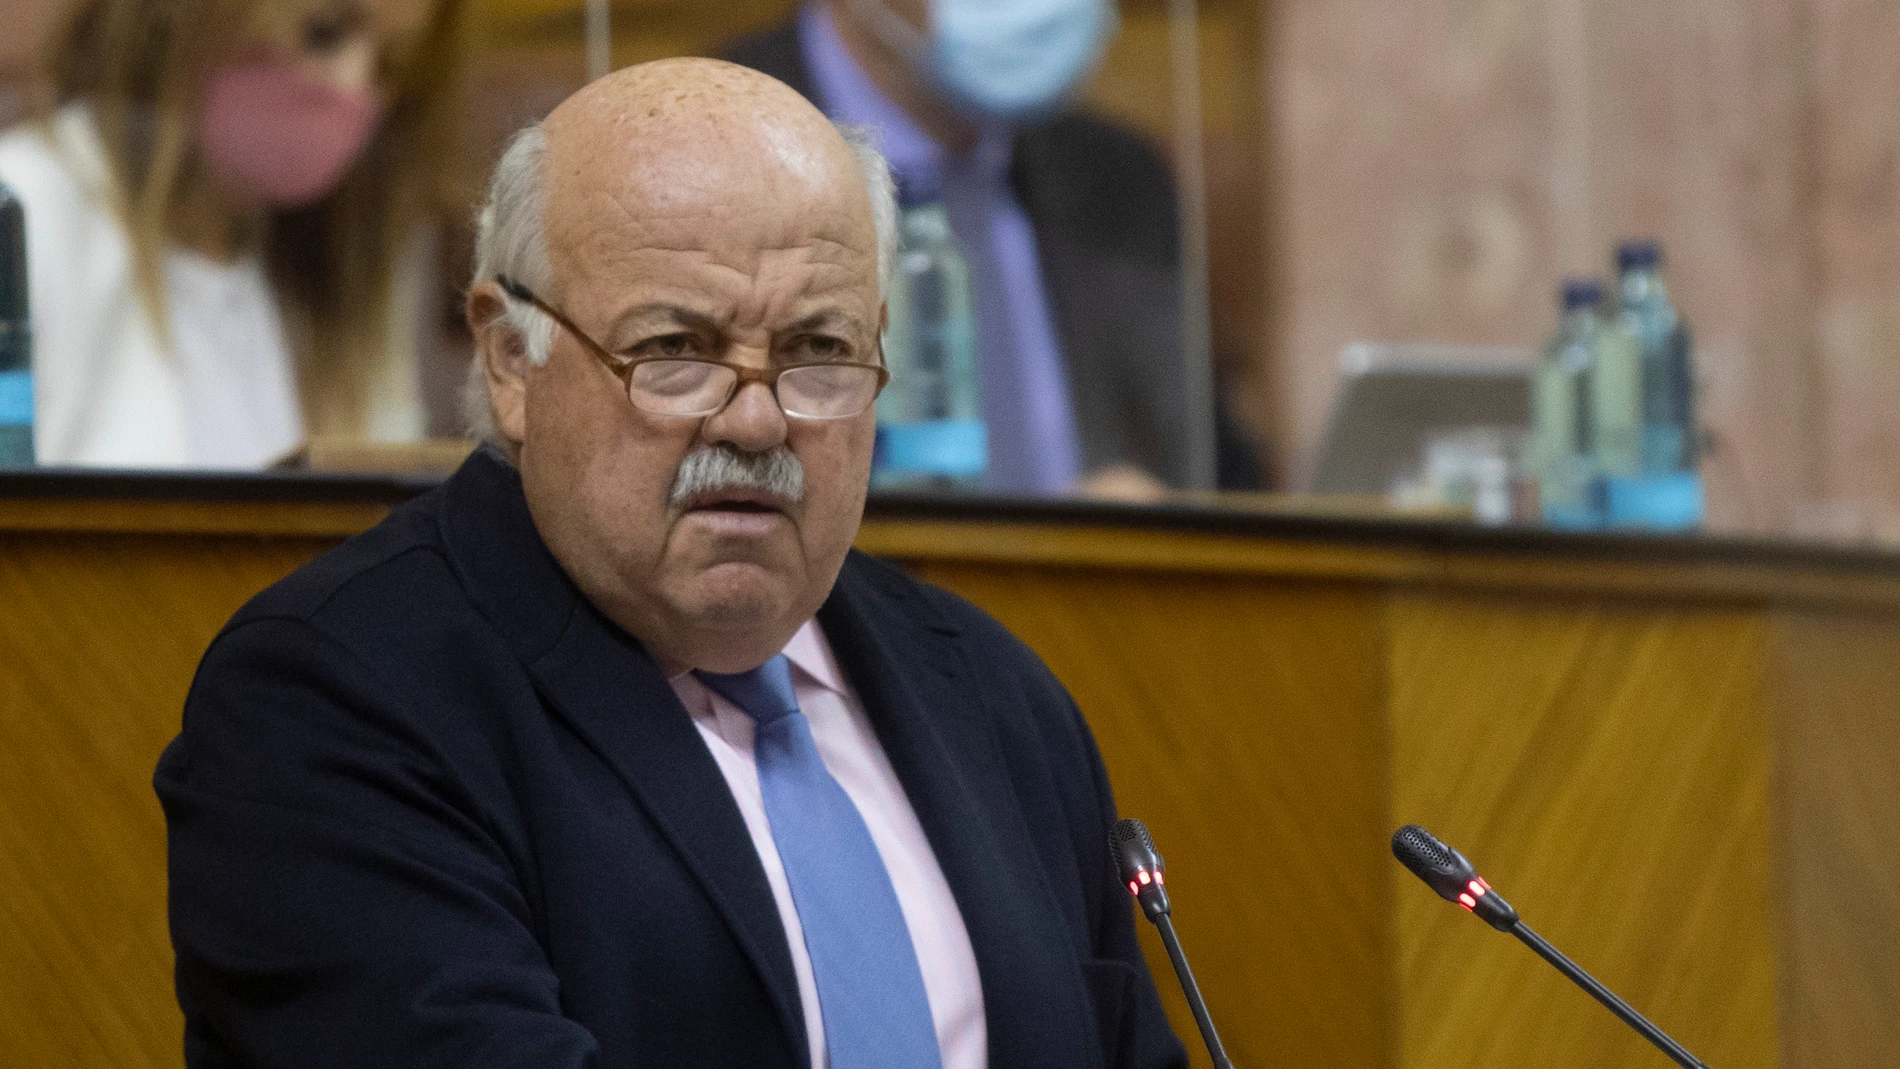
[1607,240,1702,528]
[0,180,30,466]
[872,201,986,489]
[1616,241,1695,472]
[1533,279,1638,527]
[1593,286,1643,485]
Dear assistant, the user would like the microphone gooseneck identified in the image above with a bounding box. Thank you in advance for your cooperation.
[1391,824,1711,1069]
[1112,819,1235,1069]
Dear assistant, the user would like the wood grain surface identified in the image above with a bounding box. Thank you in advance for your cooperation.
[1770,612,1900,1069]
[859,517,1900,611]
[0,531,339,1068]
[906,563,1391,1069]
[4,498,1898,1068]
[1386,594,1775,1069]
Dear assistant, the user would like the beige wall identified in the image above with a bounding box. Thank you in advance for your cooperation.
[1264,0,1900,537]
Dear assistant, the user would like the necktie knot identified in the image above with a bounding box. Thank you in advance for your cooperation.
[694,655,800,726]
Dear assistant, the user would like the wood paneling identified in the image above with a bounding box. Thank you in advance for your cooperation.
[0,531,337,1068]
[906,563,1389,1069]
[1387,595,1775,1069]
[858,517,1900,610]
[6,493,1900,1068]
[1770,612,1900,1069]
[0,497,391,537]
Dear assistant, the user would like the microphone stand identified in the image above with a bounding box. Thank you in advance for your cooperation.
[1510,922,1708,1069]
[1152,914,1235,1069]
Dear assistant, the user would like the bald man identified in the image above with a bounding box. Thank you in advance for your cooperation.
[157,61,1186,1069]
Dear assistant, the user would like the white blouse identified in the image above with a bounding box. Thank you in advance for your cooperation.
[0,106,424,468]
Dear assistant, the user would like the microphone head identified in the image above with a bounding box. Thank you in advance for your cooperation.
[1392,824,1474,900]
[1112,818,1171,920]
[1391,824,1519,931]
[1113,819,1162,879]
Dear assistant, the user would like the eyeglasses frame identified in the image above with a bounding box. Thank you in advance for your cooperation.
[494,275,891,420]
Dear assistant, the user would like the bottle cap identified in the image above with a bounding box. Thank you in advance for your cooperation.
[1615,239,1662,272]
[1560,277,1604,311]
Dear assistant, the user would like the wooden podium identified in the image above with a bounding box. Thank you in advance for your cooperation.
[4,469,1897,1069]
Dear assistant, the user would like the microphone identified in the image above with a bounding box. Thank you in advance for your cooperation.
[1391,825,1711,1069]
[1112,819,1235,1069]
[1390,823,1520,931]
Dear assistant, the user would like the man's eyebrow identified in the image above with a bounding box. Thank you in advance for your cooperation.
[784,310,867,336]
[604,303,721,345]
[602,304,870,349]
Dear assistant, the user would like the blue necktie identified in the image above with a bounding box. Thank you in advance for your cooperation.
[695,657,943,1069]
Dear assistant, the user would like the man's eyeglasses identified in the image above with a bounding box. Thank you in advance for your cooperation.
[496,276,890,420]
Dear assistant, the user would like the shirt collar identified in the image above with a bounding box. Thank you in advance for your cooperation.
[796,2,1015,189]
[664,618,849,698]
[781,618,849,696]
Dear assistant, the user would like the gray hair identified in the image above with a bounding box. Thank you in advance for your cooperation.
[464,122,899,441]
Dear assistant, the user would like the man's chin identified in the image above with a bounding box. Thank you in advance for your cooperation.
[674,559,799,628]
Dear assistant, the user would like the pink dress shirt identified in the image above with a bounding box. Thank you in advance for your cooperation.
[668,620,988,1069]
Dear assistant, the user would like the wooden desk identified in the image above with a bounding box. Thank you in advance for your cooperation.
[4,471,1896,1069]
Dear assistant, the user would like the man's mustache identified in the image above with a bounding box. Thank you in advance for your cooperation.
[668,445,805,507]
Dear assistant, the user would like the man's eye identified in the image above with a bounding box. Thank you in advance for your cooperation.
[798,335,847,360]
[639,335,698,358]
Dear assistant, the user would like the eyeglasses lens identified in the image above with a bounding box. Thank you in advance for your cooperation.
[625,360,881,419]
[627,360,735,416]
[777,365,882,419]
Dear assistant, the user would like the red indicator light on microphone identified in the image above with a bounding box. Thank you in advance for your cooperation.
[1137,870,1152,886]
[1478,876,1492,891]
[1467,879,1487,898]
[1154,871,1165,886]
[1128,880,1140,896]
[1458,892,1477,910]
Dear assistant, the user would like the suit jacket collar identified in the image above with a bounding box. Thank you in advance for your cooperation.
[437,451,811,1065]
[437,451,1101,1068]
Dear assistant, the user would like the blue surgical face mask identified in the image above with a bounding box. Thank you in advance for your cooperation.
[850,0,1119,124]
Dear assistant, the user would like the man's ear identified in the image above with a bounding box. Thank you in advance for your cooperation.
[467,282,531,446]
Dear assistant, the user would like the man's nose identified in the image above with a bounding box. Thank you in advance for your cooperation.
[701,378,789,454]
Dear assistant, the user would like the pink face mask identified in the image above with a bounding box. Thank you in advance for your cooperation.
[196,60,382,210]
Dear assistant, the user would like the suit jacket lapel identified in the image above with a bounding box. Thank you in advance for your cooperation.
[819,554,1102,1069]
[439,453,809,1067]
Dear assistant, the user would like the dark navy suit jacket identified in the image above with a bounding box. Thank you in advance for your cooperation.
[156,449,1187,1069]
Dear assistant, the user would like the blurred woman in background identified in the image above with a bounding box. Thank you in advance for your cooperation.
[0,0,465,467]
